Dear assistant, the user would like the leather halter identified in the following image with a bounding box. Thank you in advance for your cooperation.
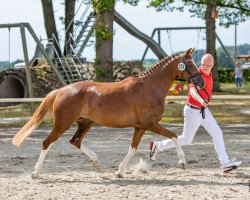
[179,54,202,84]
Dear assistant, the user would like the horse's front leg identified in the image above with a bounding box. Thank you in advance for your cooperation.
[171,137,187,169]
[149,123,187,169]
[116,128,145,178]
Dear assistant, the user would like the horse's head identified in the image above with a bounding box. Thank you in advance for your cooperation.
[176,48,205,90]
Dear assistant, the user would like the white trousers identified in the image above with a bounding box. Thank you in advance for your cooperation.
[157,105,230,165]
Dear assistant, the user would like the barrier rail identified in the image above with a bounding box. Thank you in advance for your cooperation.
[1,95,250,103]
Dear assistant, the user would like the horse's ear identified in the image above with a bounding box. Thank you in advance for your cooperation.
[185,48,195,56]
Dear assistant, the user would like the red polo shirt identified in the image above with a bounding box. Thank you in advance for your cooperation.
[187,68,213,107]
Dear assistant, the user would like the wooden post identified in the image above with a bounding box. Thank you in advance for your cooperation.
[20,24,35,114]
[234,23,237,63]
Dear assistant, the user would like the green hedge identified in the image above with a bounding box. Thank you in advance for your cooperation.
[218,68,250,83]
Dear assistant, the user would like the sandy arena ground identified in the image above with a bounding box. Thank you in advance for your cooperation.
[0,124,249,200]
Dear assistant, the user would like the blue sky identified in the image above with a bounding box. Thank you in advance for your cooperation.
[0,0,249,62]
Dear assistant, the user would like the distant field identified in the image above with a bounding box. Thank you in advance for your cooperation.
[164,82,250,124]
[162,98,250,124]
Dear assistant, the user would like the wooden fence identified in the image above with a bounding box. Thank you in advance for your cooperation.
[1,95,250,103]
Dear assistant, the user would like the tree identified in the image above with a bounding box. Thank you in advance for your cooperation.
[64,0,76,55]
[188,0,249,91]
[205,0,220,91]
[93,0,115,82]
[148,0,250,91]
[41,0,61,56]
[41,0,115,81]
[41,0,76,56]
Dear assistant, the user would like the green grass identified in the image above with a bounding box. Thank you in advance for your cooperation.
[215,82,250,95]
[159,82,250,124]
[162,99,250,124]
[0,103,34,118]
[0,103,54,128]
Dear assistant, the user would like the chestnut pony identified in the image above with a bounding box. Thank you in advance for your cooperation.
[13,48,205,178]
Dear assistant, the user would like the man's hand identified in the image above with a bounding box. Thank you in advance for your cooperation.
[200,100,209,108]
[190,87,209,107]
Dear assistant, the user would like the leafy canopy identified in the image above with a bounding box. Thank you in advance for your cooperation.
[124,0,250,27]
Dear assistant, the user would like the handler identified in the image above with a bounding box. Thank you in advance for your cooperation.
[150,54,242,173]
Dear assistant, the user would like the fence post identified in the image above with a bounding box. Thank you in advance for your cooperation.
[20,24,35,114]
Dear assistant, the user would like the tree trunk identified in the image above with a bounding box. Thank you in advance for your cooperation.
[41,0,61,56]
[94,2,114,82]
[205,0,221,91]
[64,0,75,55]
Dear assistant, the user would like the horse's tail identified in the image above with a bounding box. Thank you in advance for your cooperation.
[12,89,59,147]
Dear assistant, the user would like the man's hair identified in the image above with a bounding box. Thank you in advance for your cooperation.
[201,54,214,64]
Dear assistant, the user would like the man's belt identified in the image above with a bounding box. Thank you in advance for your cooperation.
[186,104,201,110]
[187,103,206,119]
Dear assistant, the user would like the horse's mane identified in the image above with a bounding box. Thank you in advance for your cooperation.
[135,53,180,77]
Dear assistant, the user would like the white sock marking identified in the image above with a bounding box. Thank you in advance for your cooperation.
[118,146,136,176]
[80,145,98,162]
[172,138,186,165]
[33,142,54,178]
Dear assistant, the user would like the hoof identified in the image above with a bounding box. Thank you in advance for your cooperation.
[179,163,187,170]
[31,172,38,179]
[150,156,156,161]
[93,161,101,170]
[125,169,132,174]
[115,171,125,178]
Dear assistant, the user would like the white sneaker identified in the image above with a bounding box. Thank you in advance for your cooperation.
[149,141,159,161]
[222,158,242,173]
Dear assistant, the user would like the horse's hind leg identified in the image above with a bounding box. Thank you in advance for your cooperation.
[32,117,74,179]
[31,129,62,179]
[69,118,100,169]
[116,128,145,178]
[69,118,93,148]
[31,140,54,179]
[149,123,186,169]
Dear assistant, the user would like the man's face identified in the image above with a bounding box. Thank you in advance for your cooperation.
[201,58,214,74]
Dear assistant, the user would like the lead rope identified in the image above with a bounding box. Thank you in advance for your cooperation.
[194,85,210,119]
